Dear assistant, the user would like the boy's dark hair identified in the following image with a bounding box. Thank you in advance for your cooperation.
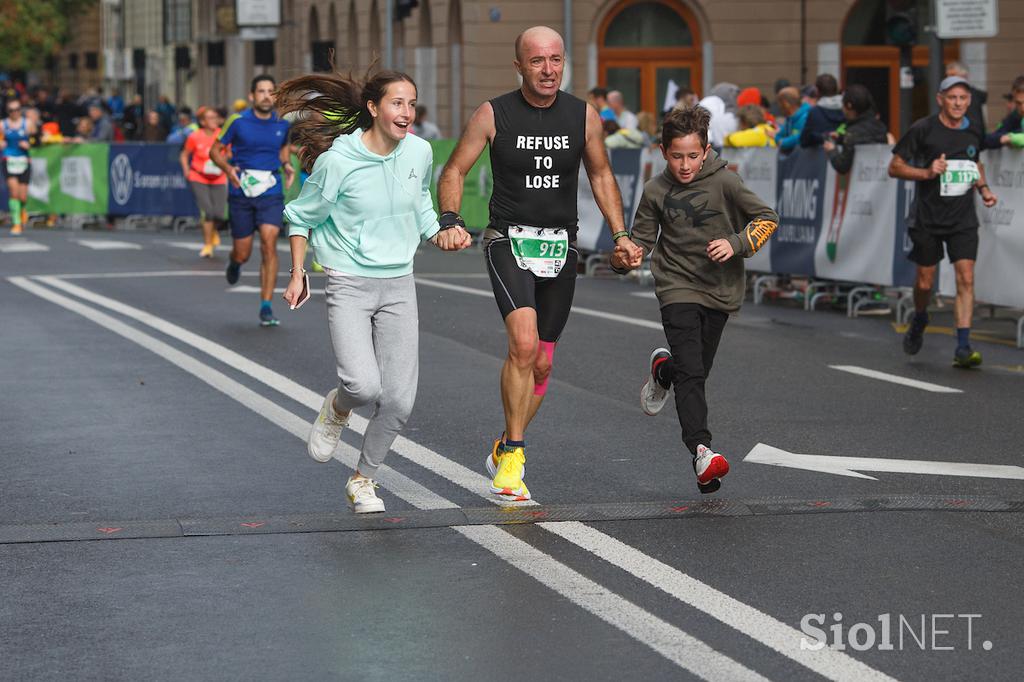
[842,84,876,116]
[588,87,608,99]
[661,105,711,148]
[251,74,276,93]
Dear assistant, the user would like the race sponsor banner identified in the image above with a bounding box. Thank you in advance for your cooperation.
[107,144,197,216]
[23,144,109,214]
[428,139,492,230]
[719,146,776,273]
[814,145,901,285]
[772,146,828,276]
[939,147,1024,308]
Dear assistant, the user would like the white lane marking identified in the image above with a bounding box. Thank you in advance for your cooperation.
[631,291,657,299]
[541,522,897,682]
[0,240,49,253]
[231,285,324,295]
[12,275,764,681]
[417,278,664,331]
[457,525,769,682]
[744,442,1024,481]
[828,365,962,394]
[38,275,896,681]
[73,239,143,250]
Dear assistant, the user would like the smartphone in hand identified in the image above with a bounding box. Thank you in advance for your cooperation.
[291,273,311,309]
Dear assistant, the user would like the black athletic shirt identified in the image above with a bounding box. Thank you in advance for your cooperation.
[488,89,587,235]
[892,114,984,231]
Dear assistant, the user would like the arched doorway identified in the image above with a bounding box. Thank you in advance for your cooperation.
[598,0,701,116]
[842,0,958,136]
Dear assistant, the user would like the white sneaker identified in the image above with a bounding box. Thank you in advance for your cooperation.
[346,476,385,513]
[640,348,672,416]
[308,389,349,462]
[693,444,730,494]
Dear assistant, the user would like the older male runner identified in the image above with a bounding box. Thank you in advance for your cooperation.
[438,26,643,500]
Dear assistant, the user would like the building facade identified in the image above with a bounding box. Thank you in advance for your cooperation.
[55,0,1022,136]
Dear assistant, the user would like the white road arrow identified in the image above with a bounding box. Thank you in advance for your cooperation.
[744,443,1024,481]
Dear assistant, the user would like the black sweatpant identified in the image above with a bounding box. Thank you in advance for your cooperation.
[659,302,729,456]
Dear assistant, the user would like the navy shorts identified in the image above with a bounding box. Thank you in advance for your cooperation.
[228,193,284,239]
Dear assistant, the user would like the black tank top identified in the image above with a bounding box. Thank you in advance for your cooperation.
[488,89,587,235]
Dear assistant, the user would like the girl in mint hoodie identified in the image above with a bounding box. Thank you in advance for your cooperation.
[279,70,472,513]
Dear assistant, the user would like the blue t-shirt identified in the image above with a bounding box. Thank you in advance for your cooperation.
[218,109,290,197]
[2,118,29,157]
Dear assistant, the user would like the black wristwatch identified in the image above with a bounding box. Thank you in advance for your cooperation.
[438,211,466,231]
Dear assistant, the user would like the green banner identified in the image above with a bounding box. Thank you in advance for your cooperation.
[26,144,109,214]
[429,140,492,230]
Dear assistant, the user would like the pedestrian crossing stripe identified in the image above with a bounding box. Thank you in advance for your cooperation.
[74,240,143,250]
[0,240,49,253]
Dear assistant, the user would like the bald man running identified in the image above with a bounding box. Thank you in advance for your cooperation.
[439,26,643,500]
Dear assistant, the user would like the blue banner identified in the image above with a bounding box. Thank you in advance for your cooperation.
[107,143,198,217]
[771,147,827,276]
[892,178,917,287]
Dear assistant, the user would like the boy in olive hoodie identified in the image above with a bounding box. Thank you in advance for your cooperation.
[612,106,778,493]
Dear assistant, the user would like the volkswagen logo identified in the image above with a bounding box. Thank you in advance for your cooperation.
[110,153,133,205]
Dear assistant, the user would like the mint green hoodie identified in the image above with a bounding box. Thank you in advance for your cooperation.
[283,130,440,277]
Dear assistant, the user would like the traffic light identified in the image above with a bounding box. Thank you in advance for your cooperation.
[885,0,918,46]
[396,0,418,21]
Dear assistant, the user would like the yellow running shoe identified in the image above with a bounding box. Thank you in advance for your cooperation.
[484,437,502,478]
[10,224,23,235]
[211,231,221,247]
[489,447,529,499]
[199,244,215,258]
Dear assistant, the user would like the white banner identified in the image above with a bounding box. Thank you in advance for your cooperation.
[719,146,777,273]
[815,145,900,285]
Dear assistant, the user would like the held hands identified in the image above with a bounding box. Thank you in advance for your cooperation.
[822,139,836,152]
[433,226,473,251]
[707,238,735,263]
[613,236,644,269]
[928,153,948,179]
[282,272,305,308]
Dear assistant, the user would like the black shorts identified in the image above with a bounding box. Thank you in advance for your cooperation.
[908,226,978,266]
[2,163,30,185]
[485,237,579,342]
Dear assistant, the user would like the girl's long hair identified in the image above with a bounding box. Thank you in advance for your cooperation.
[276,59,417,172]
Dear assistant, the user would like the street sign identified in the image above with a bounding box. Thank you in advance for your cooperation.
[935,0,998,39]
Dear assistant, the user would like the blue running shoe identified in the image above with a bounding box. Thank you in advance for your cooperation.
[259,307,279,327]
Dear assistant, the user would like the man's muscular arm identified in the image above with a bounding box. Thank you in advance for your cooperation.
[438,102,495,214]
[582,105,641,265]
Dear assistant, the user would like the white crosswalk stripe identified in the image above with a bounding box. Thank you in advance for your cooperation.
[0,239,49,253]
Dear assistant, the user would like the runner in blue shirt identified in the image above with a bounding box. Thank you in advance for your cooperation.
[210,75,295,326]
[2,99,35,234]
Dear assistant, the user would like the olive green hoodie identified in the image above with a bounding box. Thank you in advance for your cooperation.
[629,151,778,313]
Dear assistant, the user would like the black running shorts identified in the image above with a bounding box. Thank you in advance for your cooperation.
[485,236,579,343]
[908,225,979,266]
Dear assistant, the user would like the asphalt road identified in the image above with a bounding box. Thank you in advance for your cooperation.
[2,229,1022,681]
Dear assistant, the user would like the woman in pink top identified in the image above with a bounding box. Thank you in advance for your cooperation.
[181,107,229,257]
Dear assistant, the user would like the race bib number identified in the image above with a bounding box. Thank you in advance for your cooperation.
[940,160,979,197]
[6,156,29,175]
[202,159,223,177]
[240,169,276,197]
[508,225,569,278]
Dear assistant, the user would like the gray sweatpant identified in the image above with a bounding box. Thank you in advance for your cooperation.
[325,271,419,478]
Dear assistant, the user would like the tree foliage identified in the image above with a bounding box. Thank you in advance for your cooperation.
[0,0,99,72]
